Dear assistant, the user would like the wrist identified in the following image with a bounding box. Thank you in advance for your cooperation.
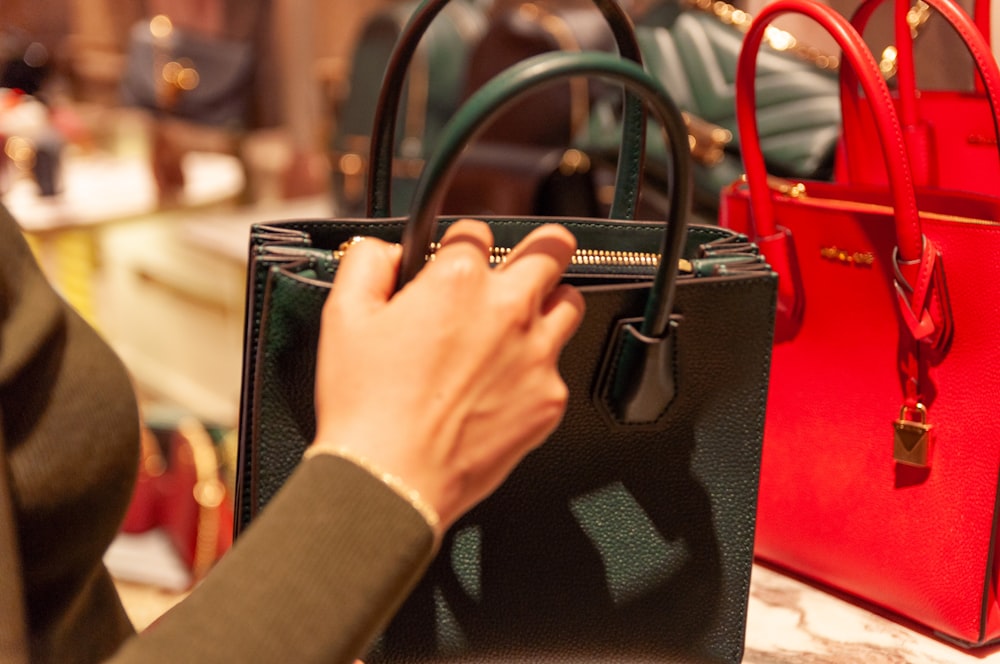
[303,444,442,541]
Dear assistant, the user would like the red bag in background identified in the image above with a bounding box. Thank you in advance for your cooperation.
[835,0,1000,194]
[121,415,233,584]
[720,0,1000,647]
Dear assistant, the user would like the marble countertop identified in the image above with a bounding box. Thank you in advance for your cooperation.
[113,555,1000,662]
[743,565,1000,663]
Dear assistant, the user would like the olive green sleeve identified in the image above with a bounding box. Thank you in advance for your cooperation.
[108,455,437,664]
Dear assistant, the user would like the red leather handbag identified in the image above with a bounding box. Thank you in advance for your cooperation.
[835,0,1000,195]
[121,417,233,584]
[720,0,1000,647]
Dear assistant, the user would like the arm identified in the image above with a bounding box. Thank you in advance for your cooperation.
[109,219,584,663]
[108,455,435,664]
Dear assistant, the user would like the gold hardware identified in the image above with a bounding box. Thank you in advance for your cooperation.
[559,149,591,175]
[683,0,839,70]
[688,0,928,73]
[760,175,807,198]
[878,1,931,78]
[684,113,732,166]
[337,236,367,253]
[893,403,933,467]
[819,246,875,266]
[336,239,685,271]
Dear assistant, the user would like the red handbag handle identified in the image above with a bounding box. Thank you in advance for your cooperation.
[737,0,923,263]
[845,0,1000,180]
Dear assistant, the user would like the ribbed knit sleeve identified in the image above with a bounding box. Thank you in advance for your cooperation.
[108,454,437,663]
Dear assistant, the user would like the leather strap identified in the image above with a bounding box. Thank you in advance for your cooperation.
[398,52,692,341]
[738,0,924,262]
[739,0,963,404]
[845,0,1000,186]
[366,0,647,221]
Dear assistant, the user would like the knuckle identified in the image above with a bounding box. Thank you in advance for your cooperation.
[547,378,570,410]
[433,252,485,283]
[495,287,535,329]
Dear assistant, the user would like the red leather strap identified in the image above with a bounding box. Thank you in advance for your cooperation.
[893,238,939,342]
[737,0,955,356]
[847,0,1000,164]
[737,0,923,260]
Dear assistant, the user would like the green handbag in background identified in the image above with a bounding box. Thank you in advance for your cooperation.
[580,0,842,216]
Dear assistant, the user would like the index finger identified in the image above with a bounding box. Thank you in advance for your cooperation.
[329,237,402,310]
[499,224,577,299]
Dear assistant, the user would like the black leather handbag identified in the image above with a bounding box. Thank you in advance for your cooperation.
[236,18,776,664]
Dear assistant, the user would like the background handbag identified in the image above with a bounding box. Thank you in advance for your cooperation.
[720,0,1000,647]
[121,412,233,585]
[329,0,489,216]
[363,0,649,222]
[439,0,642,218]
[835,0,1000,195]
[119,19,255,128]
[579,0,842,218]
[235,48,778,662]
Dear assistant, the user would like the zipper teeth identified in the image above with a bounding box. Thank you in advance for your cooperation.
[334,239,665,267]
[484,245,661,266]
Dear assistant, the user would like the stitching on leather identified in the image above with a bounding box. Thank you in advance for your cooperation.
[598,274,775,428]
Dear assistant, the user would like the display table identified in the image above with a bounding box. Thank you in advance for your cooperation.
[1,149,244,326]
[3,150,244,232]
[112,559,1000,662]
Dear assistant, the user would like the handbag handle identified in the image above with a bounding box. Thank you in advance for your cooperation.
[738,0,923,259]
[398,51,691,343]
[844,0,1000,183]
[366,0,647,221]
[737,0,955,344]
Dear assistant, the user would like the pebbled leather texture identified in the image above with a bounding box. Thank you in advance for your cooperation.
[238,50,778,663]
[241,217,776,663]
[721,0,1000,647]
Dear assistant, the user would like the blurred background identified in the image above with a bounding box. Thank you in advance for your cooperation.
[0,0,984,626]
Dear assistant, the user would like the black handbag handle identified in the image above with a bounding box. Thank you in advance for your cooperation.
[366,0,647,221]
[399,51,691,343]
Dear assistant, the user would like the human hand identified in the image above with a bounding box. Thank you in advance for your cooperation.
[310,220,584,537]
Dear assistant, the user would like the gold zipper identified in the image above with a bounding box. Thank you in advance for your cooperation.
[758,177,1000,226]
[336,238,692,272]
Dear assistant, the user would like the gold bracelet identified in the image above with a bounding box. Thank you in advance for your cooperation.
[303,445,441,535]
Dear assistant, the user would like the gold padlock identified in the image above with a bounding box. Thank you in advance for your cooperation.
[893,403,933,467]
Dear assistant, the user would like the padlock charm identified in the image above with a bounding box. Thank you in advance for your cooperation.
[893,403,933,467]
